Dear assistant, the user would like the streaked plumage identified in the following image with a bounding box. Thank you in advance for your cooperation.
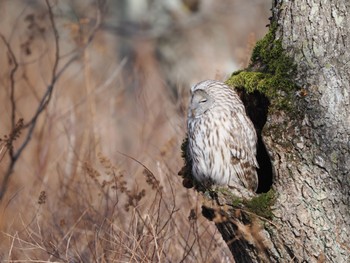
[187,80,258,193]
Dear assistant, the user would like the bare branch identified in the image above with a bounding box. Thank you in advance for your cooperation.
[0,0,78,201]
[0,0,105,202]
[0,34,19,134]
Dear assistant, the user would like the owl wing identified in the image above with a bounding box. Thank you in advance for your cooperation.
[228,109,259,191]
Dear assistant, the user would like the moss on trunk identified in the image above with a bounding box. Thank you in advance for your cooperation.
[226,22,299,111]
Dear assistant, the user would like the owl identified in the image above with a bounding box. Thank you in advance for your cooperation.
[187,80,259,194]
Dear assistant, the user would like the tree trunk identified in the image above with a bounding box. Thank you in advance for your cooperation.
[194,1,350,262]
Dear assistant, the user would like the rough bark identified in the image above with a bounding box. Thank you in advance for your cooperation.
[196,1,350,262]
[268,0,349,261]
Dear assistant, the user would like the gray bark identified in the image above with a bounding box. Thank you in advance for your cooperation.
[270,0,350,261]
[201,1,350,262]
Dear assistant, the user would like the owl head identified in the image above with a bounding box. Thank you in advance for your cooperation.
[188,81,216,118]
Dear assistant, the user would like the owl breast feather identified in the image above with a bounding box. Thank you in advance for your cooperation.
[189,110,234,186]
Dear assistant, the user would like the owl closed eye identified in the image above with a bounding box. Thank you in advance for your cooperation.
[188,89,214,118]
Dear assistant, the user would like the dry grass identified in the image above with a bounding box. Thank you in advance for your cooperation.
[0,1,269,262]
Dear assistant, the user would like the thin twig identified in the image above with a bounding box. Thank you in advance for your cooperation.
[0,34,19,148]
[0,0,78,201]
[48,209,89,261]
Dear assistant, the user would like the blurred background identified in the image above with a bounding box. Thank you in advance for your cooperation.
[0,0,270,261]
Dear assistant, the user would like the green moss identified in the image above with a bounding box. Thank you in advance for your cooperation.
[212,187,242,206]
[218,190,276,220]
[243,190,276,219]
[231,195,243,207]
[209,186,276,219]
[226,22,299,111]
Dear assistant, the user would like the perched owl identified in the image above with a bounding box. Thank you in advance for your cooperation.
[187,80,259,194]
